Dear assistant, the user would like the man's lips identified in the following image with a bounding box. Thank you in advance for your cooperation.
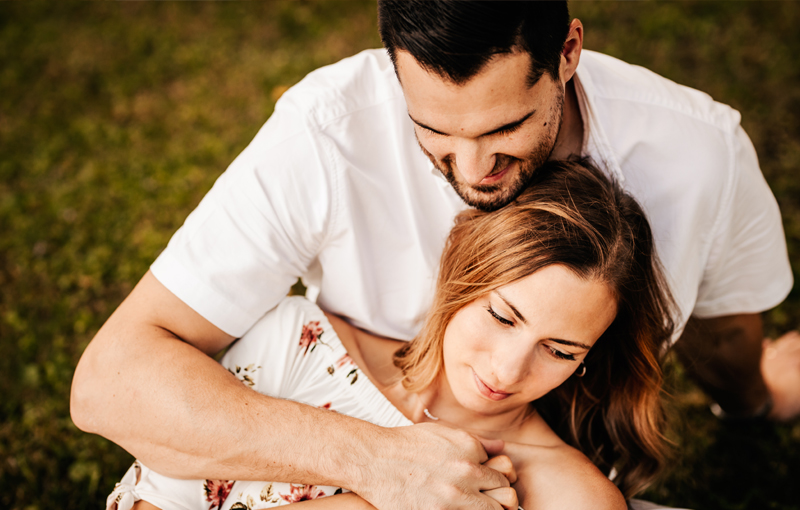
[473,370,512,401]
[479,161,513,185]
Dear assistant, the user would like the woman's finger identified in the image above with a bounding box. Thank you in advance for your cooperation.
[482,487,519,510]
[476,435,505,456]
[484,454,517,484]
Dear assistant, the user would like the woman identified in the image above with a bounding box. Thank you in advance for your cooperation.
[107,159,675,510]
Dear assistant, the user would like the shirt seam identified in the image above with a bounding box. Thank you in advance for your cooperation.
[311,94,405,132]
[303,116,341,255]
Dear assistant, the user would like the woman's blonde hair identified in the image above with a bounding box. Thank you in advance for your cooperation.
[394,159,675,498]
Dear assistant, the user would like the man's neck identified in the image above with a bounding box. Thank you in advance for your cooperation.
[551,79,584,160]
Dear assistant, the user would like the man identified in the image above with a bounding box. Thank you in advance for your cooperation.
[71,2,798,509]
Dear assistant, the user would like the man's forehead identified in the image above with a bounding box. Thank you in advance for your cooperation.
[395,50,552,135]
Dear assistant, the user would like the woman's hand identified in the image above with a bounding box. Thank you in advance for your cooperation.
[482,455,519,510]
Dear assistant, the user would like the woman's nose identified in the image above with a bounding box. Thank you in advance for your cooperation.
[493,346,532,387]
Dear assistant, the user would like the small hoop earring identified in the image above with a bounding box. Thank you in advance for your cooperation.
[575,362,586,378]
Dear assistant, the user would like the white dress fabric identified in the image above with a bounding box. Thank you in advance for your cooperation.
[150,48,792,343]
[107,297,412,510]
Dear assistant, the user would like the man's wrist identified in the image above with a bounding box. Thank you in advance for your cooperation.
[337,419,393,499]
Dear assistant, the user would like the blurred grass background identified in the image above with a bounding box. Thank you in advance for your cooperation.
[0,1,798,509]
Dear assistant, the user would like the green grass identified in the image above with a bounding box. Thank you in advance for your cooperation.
[0,2,797,509]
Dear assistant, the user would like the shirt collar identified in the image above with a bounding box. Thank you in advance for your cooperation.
[573,55,625,184]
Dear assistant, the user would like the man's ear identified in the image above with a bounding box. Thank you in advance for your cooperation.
[560,19,584,85]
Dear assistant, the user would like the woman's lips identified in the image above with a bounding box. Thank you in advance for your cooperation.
[473,370,512,401]
[479,162,513,185]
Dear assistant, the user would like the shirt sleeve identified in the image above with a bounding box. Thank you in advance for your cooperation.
[150,101,337,337]
[692,125,793,318]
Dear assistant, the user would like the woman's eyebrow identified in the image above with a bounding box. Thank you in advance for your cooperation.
[494,290,528,324]
[549,338,592,350]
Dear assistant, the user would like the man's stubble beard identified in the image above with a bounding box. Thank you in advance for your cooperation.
[418,87,565,212]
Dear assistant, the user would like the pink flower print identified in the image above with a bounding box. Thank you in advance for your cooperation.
[319,402,333,410]
[204,479,234,510]
[336,354,359,385]
[279,484,327,503]
[299,321,325,355]
[335,353,354,368]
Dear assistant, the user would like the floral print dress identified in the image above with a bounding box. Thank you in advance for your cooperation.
[107,297,412,510]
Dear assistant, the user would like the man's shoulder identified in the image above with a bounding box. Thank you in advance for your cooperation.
[579,49,741,132]
[276,48,404,128]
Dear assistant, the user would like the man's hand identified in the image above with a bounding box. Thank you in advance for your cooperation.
[675,314,800,421]
[762,331,800,421]
[355,423,512,510]
[285,452,517,510]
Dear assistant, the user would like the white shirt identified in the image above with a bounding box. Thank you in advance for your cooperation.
[151,49,792,341]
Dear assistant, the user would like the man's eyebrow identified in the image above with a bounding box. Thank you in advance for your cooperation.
[408,109,537,138]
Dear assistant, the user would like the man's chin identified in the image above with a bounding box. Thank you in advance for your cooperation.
[436,159,532,211]
[454,185,522,212]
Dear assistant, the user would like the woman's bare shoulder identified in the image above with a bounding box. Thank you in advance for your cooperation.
[504,441,626,510]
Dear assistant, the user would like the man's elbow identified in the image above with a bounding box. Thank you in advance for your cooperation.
[70,344,108,434]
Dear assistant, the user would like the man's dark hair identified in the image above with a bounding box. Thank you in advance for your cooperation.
[378,0,570,86]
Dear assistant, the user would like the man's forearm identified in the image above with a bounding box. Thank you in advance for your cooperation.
[673,313,770,417]
[70,272,511,510]
[71,314,377,486]
[291,493,377,509]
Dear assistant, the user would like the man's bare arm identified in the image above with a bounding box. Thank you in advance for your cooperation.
[70,271,510,510]
[673,313,800,420]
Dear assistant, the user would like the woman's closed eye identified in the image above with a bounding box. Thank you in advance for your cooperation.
[486,305,514,326]
[545,345,577,361]
[487,303,581,361]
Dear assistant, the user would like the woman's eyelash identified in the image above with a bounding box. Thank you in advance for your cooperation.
[485,305,578,361]
[547,346,576,361]
[486,306,514,326]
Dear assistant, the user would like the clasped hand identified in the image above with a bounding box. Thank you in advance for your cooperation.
[358,422,518,510]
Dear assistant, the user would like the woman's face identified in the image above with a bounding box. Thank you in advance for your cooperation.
[441,264,617,416]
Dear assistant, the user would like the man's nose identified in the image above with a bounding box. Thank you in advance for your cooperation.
[453,139,496,185]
